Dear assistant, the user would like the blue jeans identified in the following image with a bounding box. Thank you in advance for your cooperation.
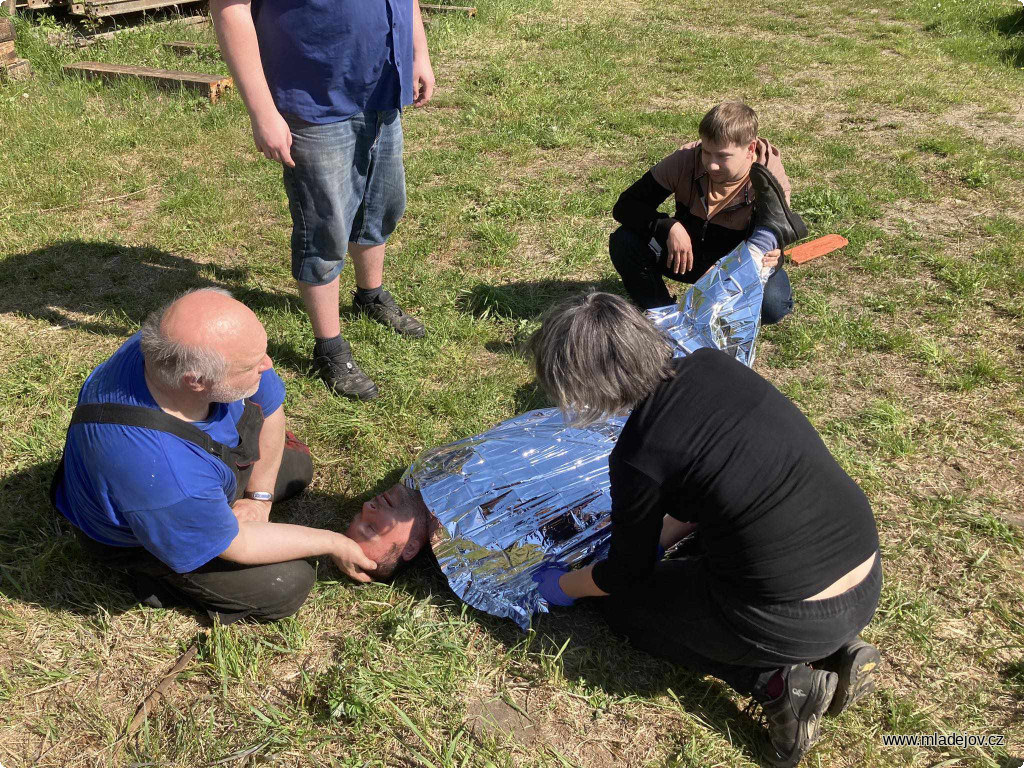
[283,110,407,286]
[609,226,794,325]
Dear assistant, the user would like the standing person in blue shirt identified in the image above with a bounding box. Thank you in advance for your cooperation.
[52,289,377,623]
[211,0,436,400]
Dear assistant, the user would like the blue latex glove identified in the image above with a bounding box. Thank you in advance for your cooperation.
[531,566,575,607]
[656,545,666,560]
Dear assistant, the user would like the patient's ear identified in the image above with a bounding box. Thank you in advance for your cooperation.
[401,535,425,561]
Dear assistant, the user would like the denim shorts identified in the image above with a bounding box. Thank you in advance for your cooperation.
[282,109,407,286]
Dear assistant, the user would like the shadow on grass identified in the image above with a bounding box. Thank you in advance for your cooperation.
[994,11,1024,68]
[388,561,774,766]
[0,458,367,621]
[458,277,624,321]
[0,240,300,338]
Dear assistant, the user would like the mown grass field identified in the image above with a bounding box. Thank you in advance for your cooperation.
[2,0,1023,765]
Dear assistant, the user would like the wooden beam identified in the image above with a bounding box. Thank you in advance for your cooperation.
[73,14,208,48]
[63,61,233,103]
[2,0,14,18]
[0,40,14,62]
[163,40,220,57]
[70,0,204,17]
[0,19,14,42]
[420,3,476,16]
[1,57,32,81]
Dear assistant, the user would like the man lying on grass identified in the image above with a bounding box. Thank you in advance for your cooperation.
[51,288,376,624]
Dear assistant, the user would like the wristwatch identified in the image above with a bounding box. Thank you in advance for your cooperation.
[245,491,274,502]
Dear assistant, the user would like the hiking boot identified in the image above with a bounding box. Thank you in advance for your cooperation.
[750,162,808,249]
[352,289,426,338]
[312,340,379,401]
[758,664,837,767]
[814,637,881,716]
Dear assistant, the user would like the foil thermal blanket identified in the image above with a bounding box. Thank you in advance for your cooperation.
[403,243,766,629]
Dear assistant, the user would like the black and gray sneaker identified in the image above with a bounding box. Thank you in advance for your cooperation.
[814,637,881,717]
[352,289,426,338]
[312,341,379,401]
[757,664,837,768]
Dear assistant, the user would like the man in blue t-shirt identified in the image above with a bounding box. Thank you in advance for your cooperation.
[211,0,436,401]
[53,288,377,623]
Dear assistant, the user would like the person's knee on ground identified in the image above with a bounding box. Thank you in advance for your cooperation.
[274,438,315,502]
[761,267,794,325]
[609,226,675,309]
[194,559,317,624]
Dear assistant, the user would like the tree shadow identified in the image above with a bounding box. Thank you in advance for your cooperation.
[0,240,299,339]
[458,277,624,322]
[388,560,774,766]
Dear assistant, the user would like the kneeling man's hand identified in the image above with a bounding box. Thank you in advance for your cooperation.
[761,248,781,270]
[333,536,378,583]
[232,498,272,523]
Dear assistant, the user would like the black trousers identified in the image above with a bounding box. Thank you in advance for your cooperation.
[601,553,882,700]
[74,445,316,624]
[608,225,794,324]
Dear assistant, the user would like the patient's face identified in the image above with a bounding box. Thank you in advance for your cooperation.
[345,483,425,575]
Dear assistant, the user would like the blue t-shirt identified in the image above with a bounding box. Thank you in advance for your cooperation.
[54,333,287,574]
[251,0,414,124]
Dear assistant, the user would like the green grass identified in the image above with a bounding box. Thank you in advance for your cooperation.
[2,0,1024,766]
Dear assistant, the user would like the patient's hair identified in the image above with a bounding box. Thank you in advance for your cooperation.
[528,292,674,426]
[698,101,758,147]
[367,489,431,582]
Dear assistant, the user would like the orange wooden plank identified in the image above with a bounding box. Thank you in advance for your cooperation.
[788,234,848,265]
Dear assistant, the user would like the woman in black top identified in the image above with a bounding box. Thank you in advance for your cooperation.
[528,292,882,768]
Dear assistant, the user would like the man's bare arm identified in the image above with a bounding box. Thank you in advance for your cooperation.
[411,0,435,106]
[232,404,286,523]
[220,521,376,582]
[210,0,295,166]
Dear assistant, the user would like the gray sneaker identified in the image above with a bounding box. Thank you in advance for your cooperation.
[352,289,426,338]
[311,342,379,400]
[756,664,837,768]
[814,637,881,716]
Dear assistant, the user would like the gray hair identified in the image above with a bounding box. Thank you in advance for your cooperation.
[139,288,232,390]
[528,292,675,426]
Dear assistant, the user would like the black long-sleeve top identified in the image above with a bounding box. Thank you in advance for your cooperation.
[591,349,879,602]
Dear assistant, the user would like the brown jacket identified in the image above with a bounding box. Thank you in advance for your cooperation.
[650,138,790,232]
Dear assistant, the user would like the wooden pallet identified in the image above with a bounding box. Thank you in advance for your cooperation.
[63,61,232,102]
[70,0,204,17]
[27,0,68,9]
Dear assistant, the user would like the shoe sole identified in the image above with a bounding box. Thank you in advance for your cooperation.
[769,671,837,768]
[826,644,880,717]
[753,165,809,243]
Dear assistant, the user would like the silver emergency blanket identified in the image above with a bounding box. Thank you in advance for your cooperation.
[648,241,766,367]
[403,243,766,630]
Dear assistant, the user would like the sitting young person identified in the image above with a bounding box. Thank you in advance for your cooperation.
[52,288,376,623]
[609,101,800,324]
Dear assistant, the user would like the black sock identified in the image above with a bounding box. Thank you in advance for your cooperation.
[313,334,349,357]
[355,285,384,304]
